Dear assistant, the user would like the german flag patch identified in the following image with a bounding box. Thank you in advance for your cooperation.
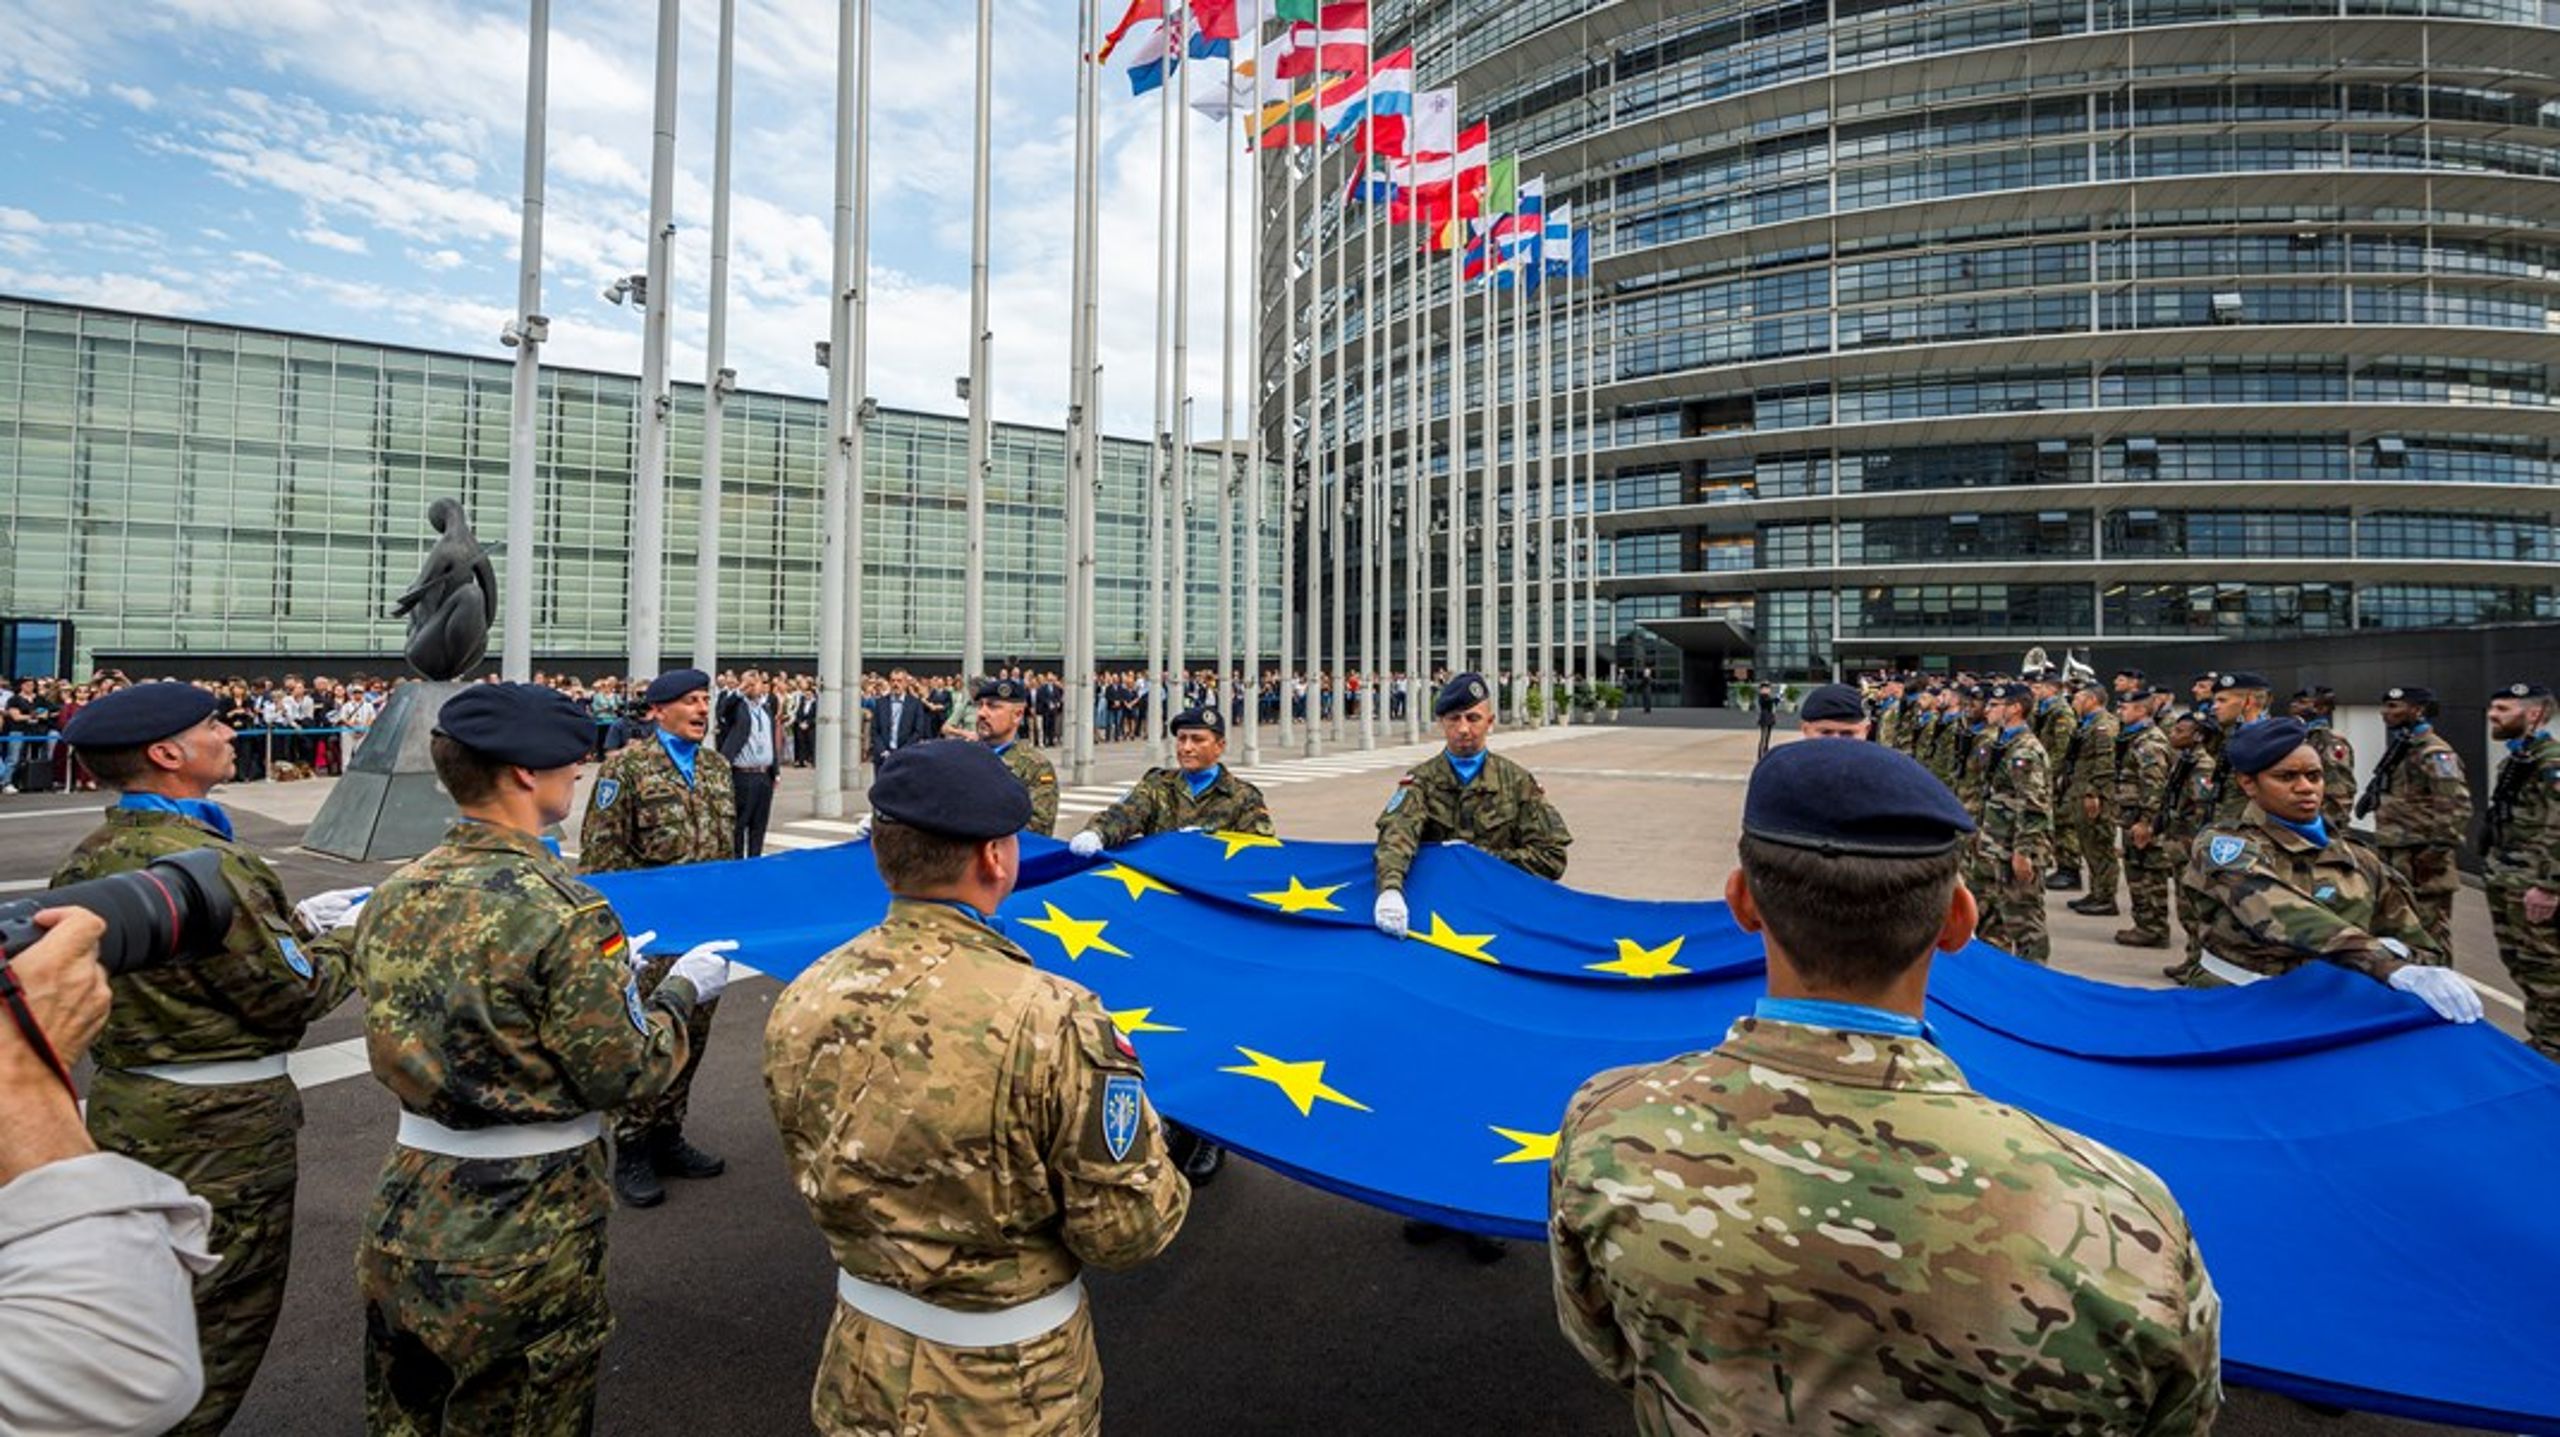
[602,931,629,964]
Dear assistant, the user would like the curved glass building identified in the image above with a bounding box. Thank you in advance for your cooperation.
[1280,0,2560,703]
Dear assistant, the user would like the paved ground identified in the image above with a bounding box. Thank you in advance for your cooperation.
[0,724,2509,1435]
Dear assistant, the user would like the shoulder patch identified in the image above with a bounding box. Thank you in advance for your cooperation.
[2208,834,2251,868]
[623,977,650,1034]
[278,935,314,980]
[594,777,621,810]
[1100,1073,1145,1161]
[2425,750,2460,780]
[1384,787,1408,814]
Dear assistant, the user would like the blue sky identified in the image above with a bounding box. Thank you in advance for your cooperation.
[0,0,1256,437]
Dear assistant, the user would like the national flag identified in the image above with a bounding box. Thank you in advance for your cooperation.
[1192,0,1243,41]
[1450,121,1492,215]
[1273,0,1318,18]
[1123,17,1178,95]
[1344,158,1399,205]
[1542,200,1575,280]
[1408,86,1456,159]
[1514,173,1546,277]
[1315,58,1368,142]
[1347,45,1415,156]
[1096,0,1163,63]
[1271,1,1368,77]
[1255,83,1321,149]
[1192,58,1259,122]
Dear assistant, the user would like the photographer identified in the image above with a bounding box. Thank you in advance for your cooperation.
[0,906,217,1436]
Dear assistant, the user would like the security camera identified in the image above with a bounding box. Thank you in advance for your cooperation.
[713,367,738,396]
[857,397,880,423]
[813,340,832,369]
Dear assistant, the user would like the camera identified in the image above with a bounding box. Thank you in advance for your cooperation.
[0,850,238,978]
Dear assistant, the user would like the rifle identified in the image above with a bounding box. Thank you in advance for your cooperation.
[2355,730,2412,821]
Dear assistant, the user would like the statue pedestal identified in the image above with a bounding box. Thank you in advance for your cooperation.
[304,680,467,863]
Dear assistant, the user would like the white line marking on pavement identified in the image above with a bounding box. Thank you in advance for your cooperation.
[0,805,103,825]
[2463,973,2527,1013]
[0,878,47,893]
[762,831,836,851]
[288,1037,371,1090]
[794,819,866,836]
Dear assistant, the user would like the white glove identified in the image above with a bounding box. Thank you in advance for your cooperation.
[1069,831,1105,858]
[293,886,372,933]
[1436,839,1473,849]
[2387,965,2483,1024]
[848,813,873,842]
[1373,889,1409,939]
[668,939,741,1005]
[623,930,658,969]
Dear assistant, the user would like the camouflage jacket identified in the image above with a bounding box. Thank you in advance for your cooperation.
[2115,722,2174,827]
[1084,765,1272,848]
[578,733,736,873]
[1954,725,1996,819]
[2306,721,2356,831]
[355,820,700,1262]
[762,899,1189,1307]
[1876,701,1908,753]
[2189,808,2439,979]
[1914,718,1948,784]
[2034,699,2074,790]
[2371,726,2470,851]
[1551,1018,2221,1437]
[2160,747,2220,847]
[1374,750,1571,892]
[53,805,355,1069]
[2207,719,2265,828]
[2061,710,2119,802]
[1970,728,2053,868]
[994,741,1059,837]
[2481,732,2560,889]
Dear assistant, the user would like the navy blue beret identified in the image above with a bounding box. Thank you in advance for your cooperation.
[1985,681,2033,703]
[434,683,596,769]
[2225,717,2313,776]
[2175,708,2219,733]
[1169,706,1224,736]
[868,739,1031,840]
[2215,671,2271,693]
[61,682,220,749]
[975,677,1029,704]
[642,668,711,707]
[1797,684,1865,723]
[1436,673,1492,717]
[2383,685,2436,704]
[2189,671,2218,686]
[1744,741,1974,858]
[2117,688,2157,704]
[2494,681,2552,701]
[2114,668,2146,682]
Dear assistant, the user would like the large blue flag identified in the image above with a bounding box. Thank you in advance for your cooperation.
[591,833,2560,1434]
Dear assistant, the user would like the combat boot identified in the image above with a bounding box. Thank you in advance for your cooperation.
[2044,868,2082,891]
[2067,896,2120,916]
[614,1138,666,1208]
[2115,928,2170,948]
[652,1133,727,1180]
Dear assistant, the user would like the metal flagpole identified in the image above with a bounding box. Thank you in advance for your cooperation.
[842,0,873,796]
[1065,0,1096,778]
[1508,255,1527,721]
[1357,131,1377,753]
[1304,142,1327,758]
[1584,247,1601,686]
[1444,209,1464,677]
[501,0,548,682]
[1217,55,1237,760]
[962,0,993,688]
[1242,36,1265,767]
[1075,0,1103,782]
[696,0,736,682]
[1537,241,1555,726]
[1476,220,1498,685]
[1147,34,1174,767]
[1326,140,1347,750]
[1277,121,1298,753]
[1403,191,1424,742]
[815,0,856,816]
[628,0,680,679]
[1172,41,1193,725]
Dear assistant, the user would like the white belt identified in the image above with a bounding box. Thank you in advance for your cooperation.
[120,1054,291,1086]
[835,1271,1085,1350]
[395,1111,602,1160]
[2198,952,2266,987]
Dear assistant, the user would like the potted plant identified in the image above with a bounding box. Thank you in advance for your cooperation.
[1524,685,1545,723]
[1572,682,1596,721]
[1598,683,1624,722]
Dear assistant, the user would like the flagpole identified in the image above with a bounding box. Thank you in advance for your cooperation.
[1276,120,1298,754]
[1327,135,1349,752]
[842,0,873,797]
[1357,116,1378,754]
[1302,58,1325,760]
[696,0,735,683]
[1444,205,1464,679]
[1477,217,1498,688]
[1148,37,1174,768]
[502,0,547,683]
[1403,191,1424,742]
[962,0,993,689]
[1584,244,1601,688]
[1066,0,1096,781]
[1216,50,1237,762]
[1171,39,1194,726]
[628,0,679,679]
[815,0,855,818]
[1537,232,1555,726]
[1241,32,1264,768]
[1508,248,1527,721]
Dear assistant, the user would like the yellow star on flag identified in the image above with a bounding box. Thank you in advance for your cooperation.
[1020,903,1131,961]
[1109,1007,1183,1035]
[1209,830,1284,860]
[1410,912,1499,965]
[1249,876,1345,914]
[1219,1046,1372,1116]
[1490,1126,1559,1165]
[1092,863,1176,902]
[1587,936,1690,980]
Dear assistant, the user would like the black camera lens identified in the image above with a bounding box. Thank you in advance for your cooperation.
[0,850,237,978]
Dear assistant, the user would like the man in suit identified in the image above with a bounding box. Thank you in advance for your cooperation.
[716,669,782,857]
[869,674,934,763]
[1034,672,1064,749]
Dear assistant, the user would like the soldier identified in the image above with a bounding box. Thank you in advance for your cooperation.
[2290,686,2356,830]
[2206,672,2274,827]
[2359,685,2470,955]
[1551,739,2222,1434]
[2112,689,2177,949]
[1952,685,1996,822]
[2187,718,2482,1031]
[2112,667,2146,700]
[2029,672,2080,891]
[1872,675,1908,750]
[1967,682,2054,964]
[763,741,1189,1435]
[55,681,367,1435]
[1914,688,1950,781]
[1370,672,1572,937]
[2061,682,2123,920]
[353,684,732,1432]
[578,666,737,1208]
[973,676,1058,837]
[2482,681,2560,1058]
[1794,682,1868,739]
[2186,671,2218,714]
[1067,707,1271,855]
[2161,711,2224,982]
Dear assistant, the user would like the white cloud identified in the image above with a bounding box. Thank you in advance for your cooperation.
[0,264,202,314]
[107,82,158,111]
[409,246,466,270]
[297,223,370,254]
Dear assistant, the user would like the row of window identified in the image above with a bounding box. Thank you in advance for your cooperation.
[1728,510,2557,567]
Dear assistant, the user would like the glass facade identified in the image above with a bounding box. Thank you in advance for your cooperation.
[0,296,1282,668]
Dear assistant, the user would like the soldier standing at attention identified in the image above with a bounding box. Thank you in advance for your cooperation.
[1967,681,2054,964]
[2188,719,2482,1031]
[1068,706,1271,856]
[1872,675,1907,750]
[2482,681,2560,1058]
[1793,682,1869,739]
[2289,685,2357,830]
[353,684,733,1432]
[578,666,736,1209]
[2358,685,2470,955]
[2111,689,2177,950]
[973,677,1058,837]
[764,742,1189,1436]
[2206,672,2274,826]
[1371,673,1572,942]
[2062,682,2123,920]
[2030,671,2081,892]
[1550,740,2222,1435]
[55,682,368,1435]
[2161,711,2224,982]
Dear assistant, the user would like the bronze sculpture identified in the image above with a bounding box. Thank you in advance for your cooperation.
[394,498,497,680]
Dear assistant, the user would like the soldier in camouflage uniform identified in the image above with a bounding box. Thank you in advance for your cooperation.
[2482,681,2560,1058]
[1552,739,2221,1435]
[353,683,729,1434]
[56,682,367,1436]
[972,676,1058,836]
[2111,689,2177,948]
[2359,685,2470,955]
[764,741,1189,1436]
[2289,686,2357,830]
[2061,683,2123,918]
[1072,706,1271,852]
[2161,711,2224,981]
[1965,682,2054,964]
[2205,672,2274,828]
[578,666,738,1208]
[2187,718,2483,1028]
[1952,687,1998,822]
[1913,690,1949,782]
[1371,672,1571,914]
[2030,673,2082,891]
[1873,676,1908,751]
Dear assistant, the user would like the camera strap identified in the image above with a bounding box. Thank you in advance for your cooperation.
[0,960,78,1098]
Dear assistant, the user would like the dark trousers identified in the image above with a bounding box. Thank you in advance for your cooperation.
[1757,721,1775,759]
[732,769,775,858]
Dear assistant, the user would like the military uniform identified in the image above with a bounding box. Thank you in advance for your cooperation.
[1953,720,1995,821]
[53,802,355,1436]
[2482,725,2560,1058]
[995,741,1060,836]
[2162,739,2222,971]
[1083,765,1272,846]
[1967,725,2053,963]
[2035,696,2080,880]
[1375,749,1571,892]
[354,819,702,1434]
[2114,716,2176,943]
[2306,718,2356,831]
[1552,1018,2221,1436]
[2189,807,2442,980]
[2062,707,2121,908]
[2368,723,2469,955]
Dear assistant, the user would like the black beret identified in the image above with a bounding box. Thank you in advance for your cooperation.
[2189,672,2218,686]
[868,740,1032,840]
[1169,706,1225,736]
[1435,673,1492,717]
[2174,708,2219,733]
[2214,671,2271,693]
[2495,681,2553,701]
[1985,681,2033,703]
[2114,668,2146,682]
[2383,685,2437,704]
[975,677,1029,704]
[2117,688,2157,704]
[643,668,711,706]
[2225,717,2313,776]
[1797,683,1865,723]
[1743,740,1974,858]
[61,682,220,749]
[434,683,597,769]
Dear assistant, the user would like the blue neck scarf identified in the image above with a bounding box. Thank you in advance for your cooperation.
[2076,710,2100,729]
[1185,764,1222,799]
[657,729,699,786]
[1755,996,1930,1041]
[1996,723,2024,743]
[989,740,1014,758]
[2399,720,2432,737]
[1447,749,1487,786]
[2509,730,2550,756]
[2270,813,2329,848]
[117,792,233,841]
[2123,720,2151,737]
[920,897,1005,938]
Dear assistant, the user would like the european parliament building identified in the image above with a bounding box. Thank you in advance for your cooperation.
[1297,0,2560,701]
[0,294,1280,676]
